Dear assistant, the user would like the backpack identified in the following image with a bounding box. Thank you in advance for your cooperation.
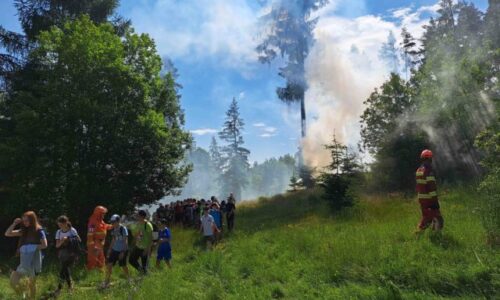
[66,230,84,256]
[118,225,126,237]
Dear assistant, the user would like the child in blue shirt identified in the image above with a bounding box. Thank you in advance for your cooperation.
[156,219,172,268]
[209,204,222,231]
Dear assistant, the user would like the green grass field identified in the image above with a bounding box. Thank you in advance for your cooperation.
[1,187,499,299]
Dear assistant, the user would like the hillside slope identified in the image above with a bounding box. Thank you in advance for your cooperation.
[1,188,499,299]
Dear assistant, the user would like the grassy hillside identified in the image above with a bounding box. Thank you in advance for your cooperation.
[1,187,499,299]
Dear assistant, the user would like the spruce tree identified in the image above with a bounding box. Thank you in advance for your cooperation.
[218,98,250,201]
[320,134,360,211]
[400,27,420,79]
[379,31,400,74]
[256,0,329,138]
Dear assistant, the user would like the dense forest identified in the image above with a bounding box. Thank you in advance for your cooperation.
[358,0,499,242]
[0,0,498,241]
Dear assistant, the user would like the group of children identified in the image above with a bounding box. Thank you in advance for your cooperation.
[3,194,236,299]
[4,208,172,299]
[154,194,236,230]
[154,195,237,250]
[102,210,172,289]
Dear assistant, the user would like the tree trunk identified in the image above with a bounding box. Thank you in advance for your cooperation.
[300,93,306,138]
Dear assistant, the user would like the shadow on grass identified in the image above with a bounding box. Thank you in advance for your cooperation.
[235,189,331,235]
[429,232,461,249]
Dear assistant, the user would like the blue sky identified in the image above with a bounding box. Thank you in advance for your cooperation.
[0,0,489,163]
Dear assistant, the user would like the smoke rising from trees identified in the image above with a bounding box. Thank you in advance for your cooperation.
[300,1,497,176]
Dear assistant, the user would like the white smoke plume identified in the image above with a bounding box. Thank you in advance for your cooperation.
[301,5,438,168]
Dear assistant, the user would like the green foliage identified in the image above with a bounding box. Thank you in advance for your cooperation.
[360,73,427,192]
[287,173,303,192]
[14,0,121,41]
[209,136,223,174]
[256,0,329,137]
[360,73,416,155]
[298,164,316,189]
[475,116,500,245]
[320,134,360,211]
[218,98,250,200]
[369,131,428,193]
[256,0,329,101]
[411,0,496,180]
[474,0,500,244]
[0,17,191,223]
[363,0,499,195]
[400,26,421,78]
[0,0,127,85]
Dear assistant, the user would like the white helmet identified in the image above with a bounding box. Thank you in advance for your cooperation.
[109,214,121,223]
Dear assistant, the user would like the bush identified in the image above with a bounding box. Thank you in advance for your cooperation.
[476,125,500,245]
[320,174,356,211]
[479,170,500,245]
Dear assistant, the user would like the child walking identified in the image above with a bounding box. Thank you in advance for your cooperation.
[54,215,81,294]
[103,214,130,288]
[156,219,172,268]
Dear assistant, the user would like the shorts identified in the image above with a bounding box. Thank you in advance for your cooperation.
[108,250,128,267]
[203,235,215,243]
[157,246,172,261]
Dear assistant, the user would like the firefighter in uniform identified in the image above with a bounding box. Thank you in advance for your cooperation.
[87,206,112,270]
[415,149,444,232]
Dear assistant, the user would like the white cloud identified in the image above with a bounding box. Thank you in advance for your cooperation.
[391,7,412,19]
[127,0,258,71]
[397,4,440,38]
[190,128,218,136]
[238,91,246,100]
[263,126,277,133]
[253,122,278,137]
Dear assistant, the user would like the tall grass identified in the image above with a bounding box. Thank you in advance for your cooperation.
[0,187,498,299]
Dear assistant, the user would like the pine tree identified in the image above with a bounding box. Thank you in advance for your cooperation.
[324,134,347,175]
[379,31,400,74]
[256,0,329,138]
[218,98,250,201]
[484,0,500,48]
[400,27,420,79]
[320,134,360,211]
[209,136,223,172]
[209,136,223,196]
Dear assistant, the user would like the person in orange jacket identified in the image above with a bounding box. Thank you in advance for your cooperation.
[415,149,444,233]
[87,206,112,271]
